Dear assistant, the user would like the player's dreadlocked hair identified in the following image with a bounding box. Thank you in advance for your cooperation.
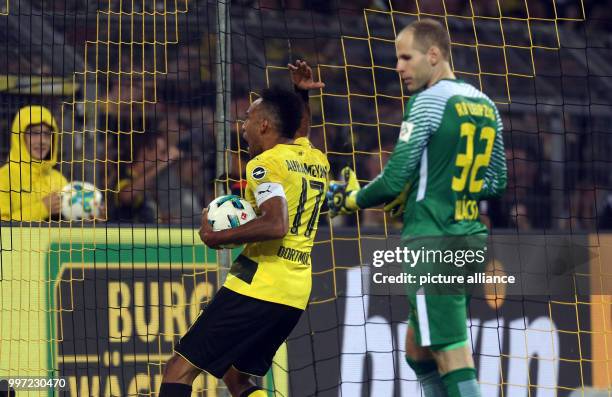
[260,86,303,139]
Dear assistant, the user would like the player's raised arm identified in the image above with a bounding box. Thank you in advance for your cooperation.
[288,60,325,138]
[199,196,289,249]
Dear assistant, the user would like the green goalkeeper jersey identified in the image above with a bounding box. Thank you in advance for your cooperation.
[356,79,507,238]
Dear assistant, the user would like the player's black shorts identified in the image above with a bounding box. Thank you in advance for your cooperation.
[174,287,303,378]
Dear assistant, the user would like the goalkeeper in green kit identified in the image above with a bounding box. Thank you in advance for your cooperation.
[328,19,507,397]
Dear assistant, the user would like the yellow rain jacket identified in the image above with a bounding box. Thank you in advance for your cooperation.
[0,106,68,221]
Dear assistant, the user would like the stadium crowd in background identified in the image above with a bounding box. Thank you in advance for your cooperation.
[0,0,610,230]
[113,132,181,223]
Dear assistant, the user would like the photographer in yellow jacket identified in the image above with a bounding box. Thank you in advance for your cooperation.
[0,105,68,221]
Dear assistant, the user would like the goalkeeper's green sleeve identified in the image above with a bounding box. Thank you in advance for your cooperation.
[476,106,507,199]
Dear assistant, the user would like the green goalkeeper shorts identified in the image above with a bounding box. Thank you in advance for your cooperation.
[403,235,487,347]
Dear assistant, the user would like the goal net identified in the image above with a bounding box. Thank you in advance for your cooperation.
[228,1,611,396]
[0,0,610,396]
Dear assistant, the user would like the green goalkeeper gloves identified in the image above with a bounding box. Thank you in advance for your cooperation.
[327,167,360,218]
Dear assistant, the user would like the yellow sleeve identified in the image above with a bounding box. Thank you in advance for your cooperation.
[321,153,331,183]
[0,166,12,220]
[245,155,285,190]
[245,154,287,210]
[0,191,50,221]
[0,167,48,221]
[15,193,49,221]
[17,170,66,221]
[0,166,67,221]
[55,172,69,190]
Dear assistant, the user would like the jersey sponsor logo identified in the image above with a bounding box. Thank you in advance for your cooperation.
[398,121,414,143]
[277,245,310,265]
[285,160,328,179]
[252,166,266,180]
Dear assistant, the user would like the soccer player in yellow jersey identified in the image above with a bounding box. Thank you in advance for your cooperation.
[159,73,328,396]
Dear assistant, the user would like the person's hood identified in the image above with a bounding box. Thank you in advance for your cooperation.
[9,105,60,171]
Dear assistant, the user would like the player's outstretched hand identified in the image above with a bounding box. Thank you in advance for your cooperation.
[383,182,410,219]
[327,167,361,218]
[288,60,325,91]
[199,208,222,250]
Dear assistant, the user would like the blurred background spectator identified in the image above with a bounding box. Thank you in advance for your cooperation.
[0,106,67,221]
[156,127,207,225]
[113,132,180,223]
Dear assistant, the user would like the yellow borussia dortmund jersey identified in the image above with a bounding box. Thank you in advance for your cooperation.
[223,140,329,309]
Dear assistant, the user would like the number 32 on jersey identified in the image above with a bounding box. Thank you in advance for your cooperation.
[452,122,496,220]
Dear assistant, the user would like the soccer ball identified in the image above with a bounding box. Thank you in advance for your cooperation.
[207,195,256,247]
[61,182,103,221]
